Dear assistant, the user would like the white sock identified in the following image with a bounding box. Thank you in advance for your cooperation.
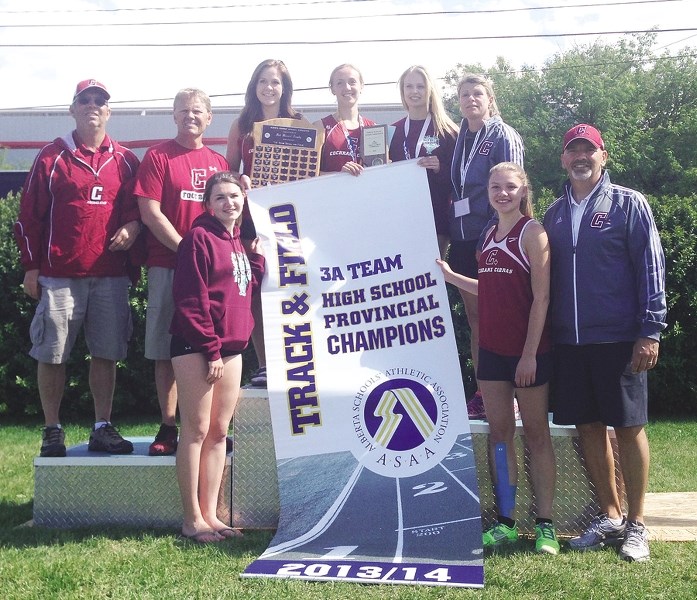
[94,420,109,431]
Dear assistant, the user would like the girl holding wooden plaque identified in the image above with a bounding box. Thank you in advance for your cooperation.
[225,59,305,388]
[315,64,376,176]
[389,65,459,257]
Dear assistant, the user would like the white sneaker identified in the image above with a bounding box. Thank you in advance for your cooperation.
[619,521,650,562]
[569,513,626,551]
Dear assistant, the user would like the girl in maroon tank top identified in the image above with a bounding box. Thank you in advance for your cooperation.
[437,162,559,554]
[314,64,375,176]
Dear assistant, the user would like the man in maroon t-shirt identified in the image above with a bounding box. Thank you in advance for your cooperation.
[135,88,228,456]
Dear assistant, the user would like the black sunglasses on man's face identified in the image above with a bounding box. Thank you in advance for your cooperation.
[76,95,108,107]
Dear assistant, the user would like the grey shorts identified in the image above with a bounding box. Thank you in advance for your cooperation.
[29,276,132,364]
[145,266,174,360]
[552,342,648,428]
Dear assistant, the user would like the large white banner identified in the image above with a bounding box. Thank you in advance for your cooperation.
[243,161,483,588]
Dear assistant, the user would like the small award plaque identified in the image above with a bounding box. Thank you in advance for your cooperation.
[360,124,389,167]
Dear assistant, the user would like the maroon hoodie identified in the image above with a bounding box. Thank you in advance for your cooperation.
[170,212,264,361]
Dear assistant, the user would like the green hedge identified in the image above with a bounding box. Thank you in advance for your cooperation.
[0,192,695,419]
[0,193,259,421]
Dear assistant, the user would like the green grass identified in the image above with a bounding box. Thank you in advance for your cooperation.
[1,419,695,599]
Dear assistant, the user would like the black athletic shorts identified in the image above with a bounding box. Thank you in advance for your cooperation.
[448,239,479,279]
[477,347,552,387]
[170,335,242,359]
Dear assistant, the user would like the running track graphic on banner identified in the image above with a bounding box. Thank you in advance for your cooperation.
[244,161,483,588]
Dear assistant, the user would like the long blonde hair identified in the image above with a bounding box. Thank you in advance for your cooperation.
[398,65,458,139]
[489,162,533,217]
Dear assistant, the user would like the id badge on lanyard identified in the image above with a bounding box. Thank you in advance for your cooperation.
[456,128,482,217]
[453,197,470,217]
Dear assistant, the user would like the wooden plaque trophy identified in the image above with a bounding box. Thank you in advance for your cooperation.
[360,124,389,167]
[250,118,325,187]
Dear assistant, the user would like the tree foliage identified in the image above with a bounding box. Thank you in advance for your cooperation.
[441,33,697,199]
[440,35,697,416]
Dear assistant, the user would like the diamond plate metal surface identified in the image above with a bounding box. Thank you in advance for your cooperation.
[232,389,279,529]
[33,437,231,529]
[33,394,621,536]
[472,423,623,537]
[230,392,621,536]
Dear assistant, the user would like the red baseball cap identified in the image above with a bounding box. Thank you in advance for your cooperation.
[73,79,111,102]
[563,124,604,151]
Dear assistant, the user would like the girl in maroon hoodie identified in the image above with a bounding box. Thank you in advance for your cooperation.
[170,171,264,543]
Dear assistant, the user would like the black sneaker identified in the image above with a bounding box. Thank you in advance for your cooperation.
[250,366,267,388]
[148,423,178,456]
[40,426,66,457]
[88,423,134,454]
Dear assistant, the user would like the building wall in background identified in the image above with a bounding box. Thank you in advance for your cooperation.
[0,104,405,170]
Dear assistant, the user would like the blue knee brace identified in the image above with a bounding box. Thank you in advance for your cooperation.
[494,442,517,518]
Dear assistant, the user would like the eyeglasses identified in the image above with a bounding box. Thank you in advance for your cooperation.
[76,95,108,107]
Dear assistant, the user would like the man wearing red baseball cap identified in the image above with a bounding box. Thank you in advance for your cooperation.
[543,124,666,562]
[15,79,140,457]
[561,123,605,151]
[73,79,111,102]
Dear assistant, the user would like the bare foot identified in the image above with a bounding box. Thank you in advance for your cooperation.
[180,529,222,544]
[205,516,243,539]
[216,527,244,539]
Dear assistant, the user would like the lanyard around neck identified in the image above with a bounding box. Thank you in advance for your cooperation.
[460,126,483,199]
[337,114,365,162]
[403,114,432,160]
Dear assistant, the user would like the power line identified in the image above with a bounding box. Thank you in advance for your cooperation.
[0,0,683,28]
[5,52,696,112]
[0,0,380,15]
[2,27,695,48]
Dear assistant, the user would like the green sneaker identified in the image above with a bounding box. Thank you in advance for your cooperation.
[535,522,560,555]
[483,521,518,548]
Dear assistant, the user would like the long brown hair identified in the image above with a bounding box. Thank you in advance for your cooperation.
[238,59,301,135]
[203,171,246,227]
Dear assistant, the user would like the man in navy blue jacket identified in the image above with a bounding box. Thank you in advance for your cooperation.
[543,124,666,563]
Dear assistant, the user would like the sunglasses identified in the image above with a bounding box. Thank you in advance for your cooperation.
[77,95,108,107]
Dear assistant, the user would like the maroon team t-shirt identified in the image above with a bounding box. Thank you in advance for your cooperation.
[134,139,228,269]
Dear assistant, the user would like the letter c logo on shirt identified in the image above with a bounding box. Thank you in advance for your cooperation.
[479,141,494,155]
[91,186,104,202]
[485,249,499,266]
[191,169,207,190]
[590,212,608,228]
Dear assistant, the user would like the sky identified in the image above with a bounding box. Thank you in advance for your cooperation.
[0,0,695,111]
